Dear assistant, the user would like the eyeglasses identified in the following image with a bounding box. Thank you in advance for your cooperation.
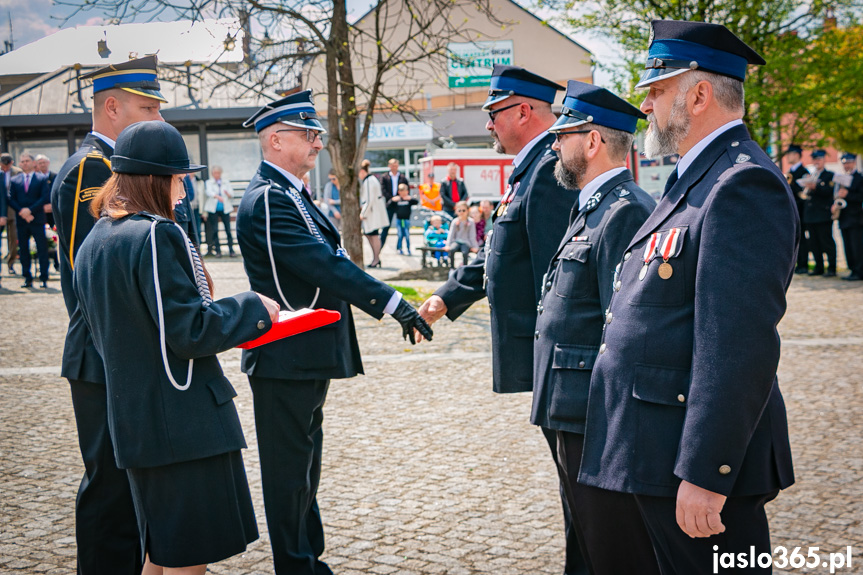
[488,102,532,123]
[276,128,323,143]
[553,130,605,144]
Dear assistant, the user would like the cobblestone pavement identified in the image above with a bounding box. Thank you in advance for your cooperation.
[1,235,862,574]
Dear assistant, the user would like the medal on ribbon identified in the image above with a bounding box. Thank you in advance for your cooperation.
[657,227,682,279]
[639,232,662,281]
[497,182,519,217]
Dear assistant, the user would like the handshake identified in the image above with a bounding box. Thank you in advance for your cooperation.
[391,295,449,345]
[404,295,447,344]
[392,298,434,344]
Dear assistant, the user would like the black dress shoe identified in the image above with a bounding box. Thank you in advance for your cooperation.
[808,270,824,276]
[842,274,862,281]
[21,281,33,288]
[794,267,809,274]
[39,281,48,289]
[824,271,836,278]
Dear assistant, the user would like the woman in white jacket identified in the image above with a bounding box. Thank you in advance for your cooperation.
[358,159,389,267]
[204,165,235,257]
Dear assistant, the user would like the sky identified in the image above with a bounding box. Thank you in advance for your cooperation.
[0,0,621,87]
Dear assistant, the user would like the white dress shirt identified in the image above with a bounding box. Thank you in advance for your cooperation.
[675,119,744,178]
[577,167,628,211]
[513,131,551,169]
[91,131,117,149]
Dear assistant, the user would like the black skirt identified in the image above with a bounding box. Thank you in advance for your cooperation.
[127,450,258,568]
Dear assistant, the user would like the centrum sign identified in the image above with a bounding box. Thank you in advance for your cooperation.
[447,41,514,88]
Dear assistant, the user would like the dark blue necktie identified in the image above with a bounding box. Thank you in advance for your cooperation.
[663,168,679,197]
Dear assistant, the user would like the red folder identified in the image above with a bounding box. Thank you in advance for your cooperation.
[238,308,341,350]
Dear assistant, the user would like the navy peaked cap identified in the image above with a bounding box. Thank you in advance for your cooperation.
[243,90,326,133]
[482,65,564,111]
[841,153,857,162]
[784,144,803,155]
[549,81,645,134]
[811,149,827,159]
[80,55,167,103]
[112,121,205,176]
[636,20,765,88]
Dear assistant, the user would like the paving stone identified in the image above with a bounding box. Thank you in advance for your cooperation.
[1,246,862,574]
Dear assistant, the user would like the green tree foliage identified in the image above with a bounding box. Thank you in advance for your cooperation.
[539,0,863,156]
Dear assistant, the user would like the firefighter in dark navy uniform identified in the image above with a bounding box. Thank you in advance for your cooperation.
[417,65,585,575]
[51,55,166,575]
[802,149,837,276]
[784,144,811,273]
[837,152,863,280]
[531,80,660,575]
[579,21,796,575]
[235,90,432,575]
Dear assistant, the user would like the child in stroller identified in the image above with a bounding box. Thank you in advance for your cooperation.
[423,212,451,265]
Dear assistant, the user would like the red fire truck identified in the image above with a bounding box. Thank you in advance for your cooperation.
[418,149,516,203]
[417,145,639,205]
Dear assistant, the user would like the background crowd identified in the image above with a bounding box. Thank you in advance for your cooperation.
[2,144,861,288]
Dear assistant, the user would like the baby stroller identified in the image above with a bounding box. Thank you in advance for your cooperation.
[421,209,452,266]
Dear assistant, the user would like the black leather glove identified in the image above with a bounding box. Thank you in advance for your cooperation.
[391,298,433,344]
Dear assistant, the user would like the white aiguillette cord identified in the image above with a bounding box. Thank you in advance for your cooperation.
[149,219,202,391]
[264,182,348,312]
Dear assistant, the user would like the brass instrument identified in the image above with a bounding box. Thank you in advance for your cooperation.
[831,180,846,220]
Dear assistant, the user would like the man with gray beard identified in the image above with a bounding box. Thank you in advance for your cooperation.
[532,80,658,574]
[579,20,796,574]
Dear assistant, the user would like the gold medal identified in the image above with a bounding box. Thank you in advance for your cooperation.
[658,261,673,280]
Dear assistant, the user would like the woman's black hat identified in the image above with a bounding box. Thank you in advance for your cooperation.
[111,121,205,176]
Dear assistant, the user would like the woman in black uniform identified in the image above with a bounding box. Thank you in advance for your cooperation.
[73,121,280,575]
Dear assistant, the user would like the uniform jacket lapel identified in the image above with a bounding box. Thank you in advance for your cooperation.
[82,133,113,157]
[258,163,340,243]
[555,170,634,258]
[628,124,750,250]
[510,133,555,188]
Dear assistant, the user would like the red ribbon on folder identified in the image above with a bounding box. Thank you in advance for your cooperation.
[238,308,341,350]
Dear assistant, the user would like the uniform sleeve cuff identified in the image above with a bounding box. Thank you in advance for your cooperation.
[383,291,402,315]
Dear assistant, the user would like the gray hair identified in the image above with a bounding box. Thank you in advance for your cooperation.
[580,123,635,163]
[34,154,49,162]
[680,70,745,113]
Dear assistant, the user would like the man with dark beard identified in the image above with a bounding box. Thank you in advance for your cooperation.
[532,81,658,574]
[579,20,796,575]
[417,65,585,575]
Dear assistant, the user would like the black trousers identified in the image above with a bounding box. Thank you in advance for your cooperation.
[379,204,397,246]
[634,490,778,575]
[17,218,49,282]
[806,221,836,273]
[250,376,333,575]
[5,206,17,267]
[556,431,660,575]
[68,379,142,575]
[840,225,863,276]
[796,226,810,270]
[206,210,234,255]
[541,427,588,575]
